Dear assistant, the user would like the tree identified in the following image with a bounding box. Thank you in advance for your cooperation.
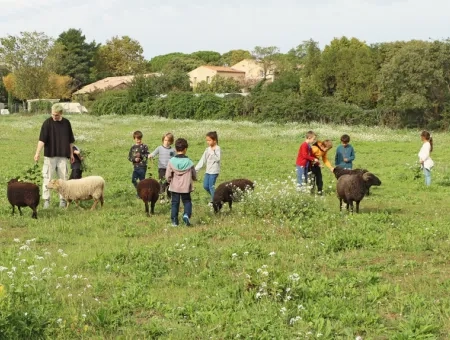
[252,46,280,79]
[162,57,203,73]
[195,76,242,93]
[0,65,9,103]
[190,51,221,65]
[220,49,252,66]
[315,37,377,108]
[0,31,54,100]
[49,29,100,88]
[378,40,450,127]
[43,73,73,99]
[94,36,146,77]
[148,52,188,72]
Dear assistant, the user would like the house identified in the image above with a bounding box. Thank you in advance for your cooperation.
[231,59,275,83]
[188,66,245,88]
[72,73,160,96]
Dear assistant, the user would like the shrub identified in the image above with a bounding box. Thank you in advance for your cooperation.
[29,100,53,113]
[90,91,130,116]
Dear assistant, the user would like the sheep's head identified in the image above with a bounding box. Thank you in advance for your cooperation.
[8,178,19,186]
[212,201,223,213]
[46,179,61,190]
[362,172,381,186]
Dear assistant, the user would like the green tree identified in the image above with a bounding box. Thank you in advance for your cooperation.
[220,49,252,66]
[378,40,450,127]
[148,52,188,72]
[0,65,9,103]
[252,46,280,79]
[190,51,221,65]
[0,31,54,100]
[316,37,377,108]
[95,36,146,77]
[49,29,100,88]
[195,76,242,93]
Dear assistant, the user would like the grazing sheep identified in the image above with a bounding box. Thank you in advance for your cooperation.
[333,166,376,195]
[213,179,254,213]
[137,178,161,216]
[7,178,40,219]
[336,172,381,213]
[46,176,105,210]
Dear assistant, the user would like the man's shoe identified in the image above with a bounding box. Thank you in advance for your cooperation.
[43,200,50,209]
[59,200,67,208]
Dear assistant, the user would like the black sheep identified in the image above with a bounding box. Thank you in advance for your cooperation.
[137,178,161,216]
[213,179,254,213]
[333,166,375,195]
[7,178,40,219]
[336,172,381,213]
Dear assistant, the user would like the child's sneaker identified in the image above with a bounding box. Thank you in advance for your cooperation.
[182,214,191,226]
[171,222,179,227]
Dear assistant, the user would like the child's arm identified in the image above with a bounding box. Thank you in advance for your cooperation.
[348,146,355,162]
[141,145,149,161]
[300,143,318,162]
[149,146,159,158]
[165,163,173,183]
[195,150,207,172]
[211,147,221,163]
[191,166,197,182]
[128,147,134,162]
[334,147,340,165]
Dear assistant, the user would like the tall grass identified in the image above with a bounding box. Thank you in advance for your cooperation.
[1,114,450,338]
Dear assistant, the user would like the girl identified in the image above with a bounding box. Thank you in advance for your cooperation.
[195,131,221,204]
[311,140,334,195]
[418,130,434,186]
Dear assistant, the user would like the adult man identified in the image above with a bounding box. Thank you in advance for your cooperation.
[34,104,75,208]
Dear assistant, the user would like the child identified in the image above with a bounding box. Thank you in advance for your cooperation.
[195,131,221,204]
[166,138,197,226]
[69,145,83,179]
[149,132,175,180]
[335,134,355,169]
[311,140,334,195]
[128,131,149,190]
[418,130,434,186]
[295,131,319,186]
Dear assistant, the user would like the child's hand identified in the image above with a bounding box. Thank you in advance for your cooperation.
[344,158,349,162]
[135,157,141,163]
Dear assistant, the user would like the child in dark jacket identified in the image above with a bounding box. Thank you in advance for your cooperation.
[69,145,83,179]
[165,138,197,227]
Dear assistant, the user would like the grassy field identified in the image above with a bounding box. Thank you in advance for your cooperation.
[1,114,450,339]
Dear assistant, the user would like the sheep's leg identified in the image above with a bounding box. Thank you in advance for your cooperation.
[18,206,23,216]
[31,207,37,219]
[150,200,156,215]
[91,199,99,211]
[100,195,104,207]
[356,201,360,213]
[65,200,71,209]
[144,201,150,216]
[11,205,15,216]
[228,201,232,211]
[349,201,354,214]
[339,199,342,211]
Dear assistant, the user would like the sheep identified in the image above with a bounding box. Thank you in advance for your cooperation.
[137,178,161,216]
[46,176,105,210]
[333,166,375,195]
[336,172,381,213]
[7,178,40,219]
[213,179,254,213]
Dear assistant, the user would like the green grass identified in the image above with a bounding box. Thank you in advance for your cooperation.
[1,114,450,339]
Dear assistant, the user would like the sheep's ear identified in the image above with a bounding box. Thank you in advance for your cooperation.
[362,172,372,181]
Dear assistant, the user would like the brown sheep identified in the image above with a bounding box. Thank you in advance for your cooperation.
[213,179,254,213]
[137,178,161,216]
[336,172,381,213]
[7,178,40,219]
[333,166,375,195]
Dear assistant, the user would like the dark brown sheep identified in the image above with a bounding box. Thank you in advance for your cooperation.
[137,178,161,216]
[336,172,381,213]
[333,166,375,195]
[7,178,40,219]
[213,179,254,213]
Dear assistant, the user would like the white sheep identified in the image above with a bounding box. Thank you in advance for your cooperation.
[46,176,105,210]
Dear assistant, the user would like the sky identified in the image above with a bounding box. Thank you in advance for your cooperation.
[0,0,449,59]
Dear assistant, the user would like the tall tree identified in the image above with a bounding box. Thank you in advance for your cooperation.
[251,46,280,79]
[0,65,9,103]
[94,36,146,77]
[316,37,377,108]
[190,51,221,65]
[220,49,252,66]
[0,31,54,100]
[49,29,100,88]
[148,53,188,72]
[378,40,450,126]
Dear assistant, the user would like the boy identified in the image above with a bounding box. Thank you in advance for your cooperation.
[311,140,333,195]
[295,131,319,187]
[335,134,355,169]
[165,138,197,227]
[69,145,83,179]
[128,131,149,191]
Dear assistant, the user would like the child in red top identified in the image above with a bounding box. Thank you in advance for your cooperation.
[296,131,319,186]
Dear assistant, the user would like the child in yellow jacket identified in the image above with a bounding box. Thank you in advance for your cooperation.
[311,140,334,195]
